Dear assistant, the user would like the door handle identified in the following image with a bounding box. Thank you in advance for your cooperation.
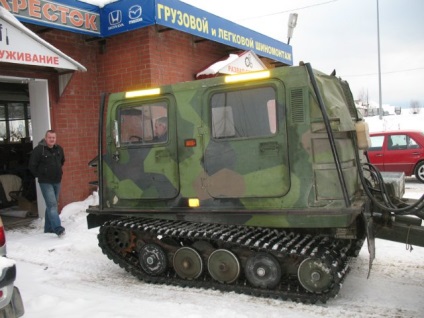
[375,154,383,157]
[155,149,170,161]
[259,141,280,154]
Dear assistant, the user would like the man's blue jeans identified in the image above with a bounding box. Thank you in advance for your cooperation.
[39,183,64,235]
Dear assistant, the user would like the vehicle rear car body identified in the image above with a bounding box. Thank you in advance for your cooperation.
[367,130,424,183]
[0,217,24,318]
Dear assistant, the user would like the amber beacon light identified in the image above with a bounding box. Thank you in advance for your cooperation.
[224,70,270,83]
[125,88,161,98]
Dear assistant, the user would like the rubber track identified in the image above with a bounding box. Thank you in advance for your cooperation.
[98,217,356,304]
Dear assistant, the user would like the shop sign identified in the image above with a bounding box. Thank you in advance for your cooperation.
[101,0,155,36]
[0,0,100,35]
[155,0,292,65]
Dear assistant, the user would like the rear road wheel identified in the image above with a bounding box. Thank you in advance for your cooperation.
[298,258,333,293]
[245,252,281,289]
[415,161,424,183]
[208,249,240,284]
[173,247,203,280]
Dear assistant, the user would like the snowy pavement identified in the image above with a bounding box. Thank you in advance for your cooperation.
[5,179,424,318]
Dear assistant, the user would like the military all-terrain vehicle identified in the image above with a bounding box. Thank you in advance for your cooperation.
[87,63,424,303]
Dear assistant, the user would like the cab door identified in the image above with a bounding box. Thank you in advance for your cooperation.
[203,84,290,198]
[105,97,179,205]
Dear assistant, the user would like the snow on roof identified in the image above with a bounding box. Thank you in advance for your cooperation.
[78,0,117,8]
[196,54,240,78]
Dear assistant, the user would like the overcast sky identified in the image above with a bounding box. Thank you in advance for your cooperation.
[181,0,424,108]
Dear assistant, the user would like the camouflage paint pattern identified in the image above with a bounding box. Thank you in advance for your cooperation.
[94,65,365,229]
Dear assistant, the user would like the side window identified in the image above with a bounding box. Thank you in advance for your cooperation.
[210,86,277,139]
[369,136,384,151]
[407,136,420,149]
[388,135,407,150]
[119,101,168,145]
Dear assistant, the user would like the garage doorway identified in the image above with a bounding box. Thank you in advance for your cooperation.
[0,76,50,219]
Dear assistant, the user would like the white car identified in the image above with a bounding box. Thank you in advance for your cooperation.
[0,217,24,317]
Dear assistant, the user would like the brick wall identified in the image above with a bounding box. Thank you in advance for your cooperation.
[96,26,231,92]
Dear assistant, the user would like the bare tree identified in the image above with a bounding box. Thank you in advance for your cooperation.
[357,89,369,105]
[410,100,421,114]
[357,89,370,115]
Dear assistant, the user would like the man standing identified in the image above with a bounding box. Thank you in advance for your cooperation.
[29,129,65,237]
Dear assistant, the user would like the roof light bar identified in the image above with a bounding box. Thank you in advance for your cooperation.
[224,70,270,84]
[125,88,161,99]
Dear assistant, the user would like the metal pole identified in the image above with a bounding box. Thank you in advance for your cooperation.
[377,0,383,119]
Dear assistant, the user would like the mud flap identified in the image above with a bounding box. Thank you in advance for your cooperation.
[12,286,25,317]
[365,215,375,279]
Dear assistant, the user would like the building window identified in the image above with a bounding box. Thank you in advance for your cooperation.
[0,102,32,143]
[210,86,277,139]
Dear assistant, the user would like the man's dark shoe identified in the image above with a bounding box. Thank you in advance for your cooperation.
[57,230,65,237]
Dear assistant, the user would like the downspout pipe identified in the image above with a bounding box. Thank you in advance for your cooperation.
[97,93,108,212]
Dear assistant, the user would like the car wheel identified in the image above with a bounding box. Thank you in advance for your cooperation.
[414,161,424,183]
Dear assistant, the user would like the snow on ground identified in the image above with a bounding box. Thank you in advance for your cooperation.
[365,112,424,133]
[5,113,424,318]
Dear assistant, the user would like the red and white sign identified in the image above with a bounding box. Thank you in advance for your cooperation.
[196,50,266,79]
[0,6,86,71]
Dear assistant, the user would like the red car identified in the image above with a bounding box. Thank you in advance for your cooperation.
[367,130,424,183]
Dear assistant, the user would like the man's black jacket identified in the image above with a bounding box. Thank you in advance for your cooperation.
[29,139,65,183]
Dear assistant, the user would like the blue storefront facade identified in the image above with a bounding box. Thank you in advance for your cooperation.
[1,0,292,65]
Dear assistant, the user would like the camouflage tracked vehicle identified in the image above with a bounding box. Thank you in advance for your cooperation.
[87,63,424,303]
